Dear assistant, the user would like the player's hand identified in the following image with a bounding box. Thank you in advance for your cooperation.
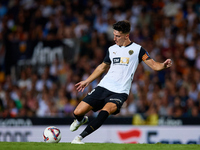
[163,59,172,68]
[75,81,89,92]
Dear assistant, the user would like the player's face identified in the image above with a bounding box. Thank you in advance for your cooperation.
[113,30,127,46]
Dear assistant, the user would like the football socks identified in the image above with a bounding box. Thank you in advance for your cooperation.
[74,113,84,122]
[80,110,109,138]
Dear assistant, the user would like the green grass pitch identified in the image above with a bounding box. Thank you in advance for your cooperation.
[0,142,200,150]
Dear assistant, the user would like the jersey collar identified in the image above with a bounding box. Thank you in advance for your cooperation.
[119,42,133,47]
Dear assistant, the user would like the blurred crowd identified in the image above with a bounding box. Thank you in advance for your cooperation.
[0,0,200,122]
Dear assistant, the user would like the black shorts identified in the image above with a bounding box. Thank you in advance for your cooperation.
[82,86,128,115]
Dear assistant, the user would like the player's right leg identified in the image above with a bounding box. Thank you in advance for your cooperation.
[71,86,105,144]
[70,101,93,132]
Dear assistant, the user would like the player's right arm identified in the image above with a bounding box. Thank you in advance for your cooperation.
[75,62,110,92]
[76,49,111,92]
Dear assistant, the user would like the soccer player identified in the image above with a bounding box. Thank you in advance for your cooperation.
[70,20,172,144]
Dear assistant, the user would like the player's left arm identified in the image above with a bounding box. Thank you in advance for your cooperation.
[139,47,172,71]
[144,58,172,71]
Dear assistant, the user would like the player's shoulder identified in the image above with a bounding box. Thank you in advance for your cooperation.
[129,42,141,49]
[107,44,119,53]
[109,44,119,49]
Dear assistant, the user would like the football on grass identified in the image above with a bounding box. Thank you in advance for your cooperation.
[43,126,61,143]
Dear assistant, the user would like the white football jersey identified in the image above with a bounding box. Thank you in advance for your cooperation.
[98,42,150,94]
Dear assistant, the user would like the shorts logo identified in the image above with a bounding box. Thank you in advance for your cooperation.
[113,57,129,65]
[88,89,95,95]
[110,98,122,103]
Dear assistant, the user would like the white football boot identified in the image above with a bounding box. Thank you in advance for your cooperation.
[70,116,88,131]
[71,135,84,144]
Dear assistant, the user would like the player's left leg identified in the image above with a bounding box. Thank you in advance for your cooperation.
[70,101,93,132]
[72,103,116,142]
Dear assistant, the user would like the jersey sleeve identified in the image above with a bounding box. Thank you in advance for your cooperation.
[138,47,151,63]
[103,50,111,64]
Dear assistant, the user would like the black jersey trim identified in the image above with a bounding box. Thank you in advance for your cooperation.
[118,42,133,47]
[139,47,151,63]
[103,50,111,64]
[103,61,111,65]
[125,42,133,47]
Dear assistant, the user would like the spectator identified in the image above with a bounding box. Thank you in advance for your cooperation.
[162,0,181,17]
[186,5,197,30]
[17,70,31,90]
[36,91,51,117]
[35,67,53,92]
[0,3,7,19]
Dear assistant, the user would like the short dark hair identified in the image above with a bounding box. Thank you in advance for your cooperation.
[113,20,131,34]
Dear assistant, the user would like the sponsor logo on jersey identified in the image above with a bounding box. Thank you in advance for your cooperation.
[120,57,129,64]
[113,57,120,63]
[129,50,134,55]
[113,57,129,65]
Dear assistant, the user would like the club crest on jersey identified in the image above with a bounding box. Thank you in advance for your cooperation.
[129,50,134,55]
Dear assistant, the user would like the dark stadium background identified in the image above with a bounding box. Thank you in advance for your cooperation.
[0,0,200,127]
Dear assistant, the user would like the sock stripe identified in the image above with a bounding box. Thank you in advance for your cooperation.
[90,126,95,131]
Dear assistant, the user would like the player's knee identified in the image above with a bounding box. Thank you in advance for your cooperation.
[73,108,82,116]
[73,106,89,116]
[74,101,93,116]
[102,102,117,114]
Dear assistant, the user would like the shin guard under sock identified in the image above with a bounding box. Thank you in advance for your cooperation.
[80,110,109,138]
